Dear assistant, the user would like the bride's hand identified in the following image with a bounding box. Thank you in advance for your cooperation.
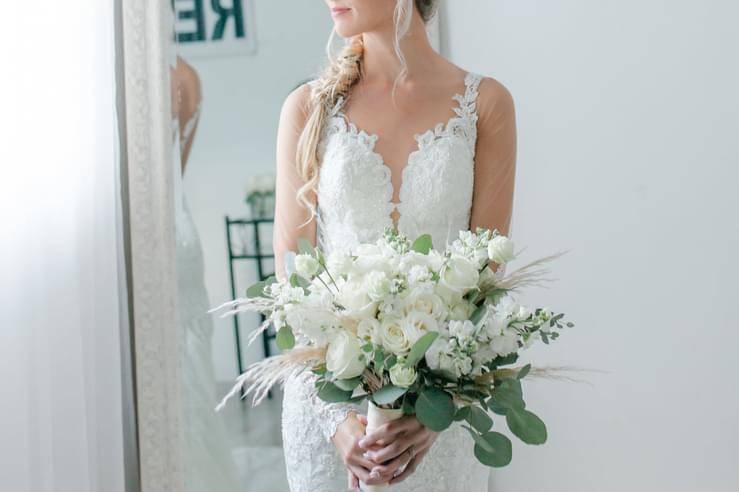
[357,414,439,484]
[332,412,388,490]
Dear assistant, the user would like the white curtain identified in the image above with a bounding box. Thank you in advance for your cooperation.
[0,1,127,491]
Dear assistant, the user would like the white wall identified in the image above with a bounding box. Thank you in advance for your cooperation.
[182,1,333,381]
[443,1,739,491]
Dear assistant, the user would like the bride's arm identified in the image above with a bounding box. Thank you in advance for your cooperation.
[273,85,381,487]
[469,77,517,240]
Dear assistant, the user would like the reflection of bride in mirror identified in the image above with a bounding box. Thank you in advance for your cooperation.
[171,56,240,492]
[275,0,516,490]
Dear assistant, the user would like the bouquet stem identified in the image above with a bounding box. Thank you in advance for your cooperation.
[360,402,405,492]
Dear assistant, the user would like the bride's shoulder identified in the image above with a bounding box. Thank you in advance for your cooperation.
[279,81,315,127]
[474,75,516,123]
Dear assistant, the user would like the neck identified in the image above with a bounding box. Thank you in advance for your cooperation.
[360,13,438,86]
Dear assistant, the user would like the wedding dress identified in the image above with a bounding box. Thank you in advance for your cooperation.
[173,114,241,492]
[281,72,492,491]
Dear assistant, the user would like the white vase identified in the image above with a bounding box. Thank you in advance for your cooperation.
[360,402,405,492]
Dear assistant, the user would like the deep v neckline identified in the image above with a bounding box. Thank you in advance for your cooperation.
[330,71,480,229]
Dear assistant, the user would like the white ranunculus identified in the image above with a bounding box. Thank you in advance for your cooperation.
[366,271,391,302]
[326,331,366,379]
[380,317,412,354]
[356,318,381,344]
[488,236,515,264]
[440,256,480,294]
[294,254,320,278]
[389,363,417,388]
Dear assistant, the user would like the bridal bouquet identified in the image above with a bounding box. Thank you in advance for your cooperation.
[211,228,573,470]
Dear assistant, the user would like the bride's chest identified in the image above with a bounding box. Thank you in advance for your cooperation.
[316,117,475,214]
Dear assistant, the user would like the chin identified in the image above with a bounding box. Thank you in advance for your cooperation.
[333,18,366,39]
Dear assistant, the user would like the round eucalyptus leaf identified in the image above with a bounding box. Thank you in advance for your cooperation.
[473,431,512,468]
[465,406,493,433]
[506,408,547,445]
[317,382,354,403]
[276,325,295,350]
[415,388,455,432]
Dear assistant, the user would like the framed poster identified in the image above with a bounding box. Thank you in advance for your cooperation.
[172,0,257,58]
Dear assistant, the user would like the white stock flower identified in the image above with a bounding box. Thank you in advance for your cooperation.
[294,254,320,278]
[326,331,366,379]
[440,256,480,294]
[449,320,476,340]
[490,331,520,357]
[366,271,391,302]
[327,251,354,277]
[389,363,417,388]
[488,236,516,264]
[284,305,339,346]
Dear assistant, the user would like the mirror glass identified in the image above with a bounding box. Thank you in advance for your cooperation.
[169,2,336,491]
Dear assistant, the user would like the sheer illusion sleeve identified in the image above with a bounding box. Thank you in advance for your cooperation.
[273,85,361,442]
[470,78,517,240]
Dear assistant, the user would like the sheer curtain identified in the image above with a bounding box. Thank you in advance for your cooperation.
[0,1,128,491]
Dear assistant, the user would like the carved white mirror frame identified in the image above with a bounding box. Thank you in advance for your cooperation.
[120,1,184,491]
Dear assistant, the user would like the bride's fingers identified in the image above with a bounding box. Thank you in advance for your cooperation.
[365,432,426,464]
[347,471,358,491]
[368,447,414,480]
[356,414,368,426]
[389,447,430,484]
[348,464,388,486]
[359,417,418,449]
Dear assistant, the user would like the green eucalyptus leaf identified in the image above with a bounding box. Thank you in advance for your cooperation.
[275,325,295,350]
[473,431,513,468]
[411,234,433,254]
[465,406,493,433]
[333,377,362,392]
[289,273,310,289]
[506,408,547,445]
[406,331,439,366]
[517,364,532,380]
[490,379,525,412]
[454,406,471,422]
[372,385,408,406]
[470,304,488,326]
[317,382,354,403]
[415,388,455,432]
[246,276,275,298]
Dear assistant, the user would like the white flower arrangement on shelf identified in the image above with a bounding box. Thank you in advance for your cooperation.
[244,173,275,218]
[210,227,575,469]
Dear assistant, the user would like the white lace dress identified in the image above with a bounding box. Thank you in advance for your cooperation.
[281,72,491,491]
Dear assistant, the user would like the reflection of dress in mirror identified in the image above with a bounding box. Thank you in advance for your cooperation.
[171,56,240,492]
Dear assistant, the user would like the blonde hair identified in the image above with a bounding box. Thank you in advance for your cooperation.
[295,0,439,217]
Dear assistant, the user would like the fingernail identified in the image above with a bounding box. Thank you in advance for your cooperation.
[369,471,380,479]
[358,438,367,448]
[362,452,371,460]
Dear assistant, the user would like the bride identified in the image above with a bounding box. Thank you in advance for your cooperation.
[274,0,516,490]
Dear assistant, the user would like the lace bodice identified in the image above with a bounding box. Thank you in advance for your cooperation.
[315,72,482,254]
[281,73,490,492]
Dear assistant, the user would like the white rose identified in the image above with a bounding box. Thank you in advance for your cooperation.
[488,236,516,264]
[294,254,320,278]
[403,289,446,320]
[400,312,438,345]
[356,318,381,344]
[366,271,391,302]
[380,317,412,354]
[338,281,377,319]
[389,363,417,388]
[326,331,366,379]
[440,256,480,294]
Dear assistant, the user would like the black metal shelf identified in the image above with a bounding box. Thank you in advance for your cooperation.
[224,215,275,380]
